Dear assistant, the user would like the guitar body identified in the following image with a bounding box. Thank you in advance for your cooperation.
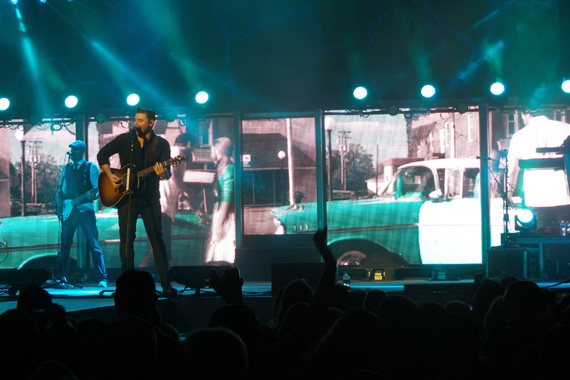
[98,156,186,208]
[98,165,143,208]
[60,199,74,221]
[57,188,99,221]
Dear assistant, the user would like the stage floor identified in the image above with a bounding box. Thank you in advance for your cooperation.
[2,277,570,334]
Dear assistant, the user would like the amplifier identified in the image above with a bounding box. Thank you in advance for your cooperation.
[486,246,539,280]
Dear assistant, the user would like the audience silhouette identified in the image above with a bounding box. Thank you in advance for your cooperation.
[2,233,570,380]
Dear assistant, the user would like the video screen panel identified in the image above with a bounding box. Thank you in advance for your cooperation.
[0,114,235,278]
[241,117,317,236]
[4,107,570,277]
[264,110,490,266]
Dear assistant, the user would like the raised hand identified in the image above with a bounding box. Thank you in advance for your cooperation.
[210,267,244,304]
[313,227,335,266]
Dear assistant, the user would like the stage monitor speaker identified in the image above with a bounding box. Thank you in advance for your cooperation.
[171,265,233,291]
[486,246,539,279]
[235,246,321,282]
[7,268,51,297]
[271,262,324,295]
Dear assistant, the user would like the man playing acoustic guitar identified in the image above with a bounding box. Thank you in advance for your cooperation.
[97,107,177,297]
[55,140,108,287]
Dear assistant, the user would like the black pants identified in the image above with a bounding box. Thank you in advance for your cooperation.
[118,197,170,285]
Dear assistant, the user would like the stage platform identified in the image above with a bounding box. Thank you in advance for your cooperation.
[1,277,569,335]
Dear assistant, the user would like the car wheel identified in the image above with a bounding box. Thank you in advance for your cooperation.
[336,251,368,266]
[331,240,410,267]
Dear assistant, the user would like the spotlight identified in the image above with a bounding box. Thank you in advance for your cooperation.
[195,91,209,105]
[64,95,78,109]
[562,80,570,94]
[11,0,18,5]
[165,112,177,122]
[387,104,399,116]
[490,82,505,96]
[421,84,436,98]
[455,102,468,114]
[352,86,368,100]
[95,112,107,123]
[126,93,140,106]
[515,208,537,234]
[38,0,46,3]
[28,115,41,125]
[0,97,10,111]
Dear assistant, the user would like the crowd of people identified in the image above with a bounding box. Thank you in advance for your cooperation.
[1,228,570,380]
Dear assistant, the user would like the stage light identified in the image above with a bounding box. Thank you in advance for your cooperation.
[126,93,140,106]
[28,114,41,125]
[0,98,10,111]
[38,0,46,3]
[515,208,537,233]
[64,95,78,109]
[165,112,176,122]
[387,104,399,116]
[562,80,570,94]
[490,82,505,96]
[195,91,209,105]
[421,84,436,98]
[455,102,468,114]
[353,86,368,100]
[11,0,18,5]
[95,112,106,123]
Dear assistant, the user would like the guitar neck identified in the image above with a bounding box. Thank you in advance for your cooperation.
[136,159,175,177]
[71,188,98,206]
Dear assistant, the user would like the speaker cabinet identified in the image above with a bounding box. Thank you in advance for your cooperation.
[235,246,321,282]
[486,246,539,280]
[271,262,324,295]
[7,268,50,297]
[171,265,232,291]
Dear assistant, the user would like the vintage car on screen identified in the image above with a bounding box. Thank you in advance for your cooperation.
[0,209,209,275]
[271,158,506,267]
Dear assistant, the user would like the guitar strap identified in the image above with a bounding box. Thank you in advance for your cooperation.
[61,162,93,202]
[145,132,159,169]
[80,162,94,189]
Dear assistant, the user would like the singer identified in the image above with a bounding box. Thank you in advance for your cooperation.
[54,140,107,287]
[97,107,176,296]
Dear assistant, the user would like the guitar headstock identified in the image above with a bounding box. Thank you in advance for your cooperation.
[167,155,187,167]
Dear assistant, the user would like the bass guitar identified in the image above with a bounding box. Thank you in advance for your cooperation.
[57,188,99,221]
[98,155,186,207]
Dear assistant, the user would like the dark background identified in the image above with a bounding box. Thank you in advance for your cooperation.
[1,0,569,118]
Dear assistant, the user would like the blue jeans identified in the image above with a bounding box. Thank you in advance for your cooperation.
[118,198,170,285]
[58,209,107,281]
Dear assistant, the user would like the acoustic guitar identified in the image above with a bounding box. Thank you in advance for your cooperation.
[98,155,186,207]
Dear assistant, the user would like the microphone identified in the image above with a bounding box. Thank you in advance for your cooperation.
[476,156,497,162]
[65,152,71,156]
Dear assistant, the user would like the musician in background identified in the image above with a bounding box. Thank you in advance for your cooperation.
[55,140,107,287]
[97,107,176,296]
[507,109,570,228]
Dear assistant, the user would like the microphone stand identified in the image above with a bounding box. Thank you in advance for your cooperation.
[479,155,514,245]
[500,154,511,240]
[124,128,137,272]
[45,153,83,289]
[55,154,69,283]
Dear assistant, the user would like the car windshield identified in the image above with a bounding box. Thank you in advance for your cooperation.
[383,166,435,198]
